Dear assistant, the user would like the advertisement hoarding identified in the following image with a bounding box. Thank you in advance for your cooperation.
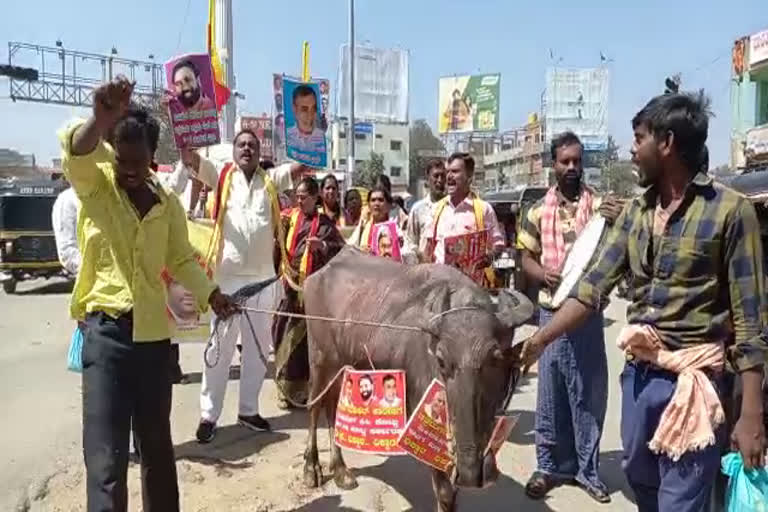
[438,74,501,134]
[240,116,273,159]
[544,67,610,151]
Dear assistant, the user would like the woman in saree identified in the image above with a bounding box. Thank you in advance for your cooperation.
[349,184,412,263]
[319,174,344,226]
[272,176,345,408]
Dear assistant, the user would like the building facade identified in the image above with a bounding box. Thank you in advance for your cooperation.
[330,120,410,194]
[731,29,768,170]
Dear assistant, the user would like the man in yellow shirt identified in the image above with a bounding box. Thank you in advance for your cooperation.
[60,76,236,512]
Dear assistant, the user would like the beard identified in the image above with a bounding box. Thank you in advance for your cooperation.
[179,87,201,108]
[360,389,372,400]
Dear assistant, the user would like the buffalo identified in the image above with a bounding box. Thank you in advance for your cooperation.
[301,247,533,511]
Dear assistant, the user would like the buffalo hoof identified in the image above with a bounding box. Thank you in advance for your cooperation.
[333,467,359,490]
[303,462,323,488]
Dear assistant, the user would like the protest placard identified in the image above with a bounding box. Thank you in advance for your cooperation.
[281,76,328,167]
[397,379,454,473]
[443,230,489,284]
[372,221,402,262]
[162,219,214,343]
[164,54,221,149]
[334,369,407,455]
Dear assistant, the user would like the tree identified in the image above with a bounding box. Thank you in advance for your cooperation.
[597,136,636,197]
[352,151,384,188]
[408,119,445,195]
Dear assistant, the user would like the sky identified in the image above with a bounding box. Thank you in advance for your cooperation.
[1,0,766,167]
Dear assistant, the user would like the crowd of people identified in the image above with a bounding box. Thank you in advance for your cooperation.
[51,74,767,512]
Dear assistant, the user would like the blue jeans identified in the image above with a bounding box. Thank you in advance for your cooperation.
[535,308,608,491]
[620,362,726,512]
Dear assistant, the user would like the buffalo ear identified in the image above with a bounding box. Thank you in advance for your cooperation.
[493,341,525,366]
[423,282,452,355]
[425,315,441,355]
[494,289,534,329]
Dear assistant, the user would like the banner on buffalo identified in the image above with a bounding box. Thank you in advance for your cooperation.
[397,378,455,473]
[484,413,520,459]
[334,369,407,455]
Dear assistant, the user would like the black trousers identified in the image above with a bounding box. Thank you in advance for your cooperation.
[82,312,178,512]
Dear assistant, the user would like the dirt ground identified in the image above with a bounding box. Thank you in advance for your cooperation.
[2,279,634,512]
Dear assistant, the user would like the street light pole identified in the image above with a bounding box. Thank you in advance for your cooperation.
[347,0,355,184]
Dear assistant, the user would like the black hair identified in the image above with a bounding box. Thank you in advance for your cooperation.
[424,158,445,178]
[368,184,393,205]
[171,59,200,80]
[375,174,392,193]
[233,128,261,151]
[393,196,408,215]
[550,131,583,161]
[383,374,396,385]
[297,176,320,196]
[359,374,373,385]
[631,91,712,171]
[320,174,341,216]
[112,104,160,155]
[447,152,475,175]
[260,159,275,170]
[344,188,361,207]
[292,84,317,105]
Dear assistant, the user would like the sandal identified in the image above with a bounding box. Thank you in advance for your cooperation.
[525,471,557,500]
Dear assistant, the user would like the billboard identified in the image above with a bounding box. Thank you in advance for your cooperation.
[544,67,610,151]
[750,29,768,68]
[240,116,273,159]
[438,74,500,134]
[337,45,409,124]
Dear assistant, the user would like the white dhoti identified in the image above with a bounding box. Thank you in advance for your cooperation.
[200,276,282,423]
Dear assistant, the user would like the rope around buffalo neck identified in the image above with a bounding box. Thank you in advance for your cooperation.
[202,305,483,409]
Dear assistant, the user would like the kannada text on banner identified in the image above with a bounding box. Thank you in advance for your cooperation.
[334,369,407,455]
[397,378,454,473]
[164,53,221,149]
[444,230,489,285]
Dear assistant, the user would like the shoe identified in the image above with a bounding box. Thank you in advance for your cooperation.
[524,471,559,500]
[578,482,611,504]
[238,414,271,432]
[196,420,216,443]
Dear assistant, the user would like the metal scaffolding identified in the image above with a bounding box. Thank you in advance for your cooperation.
[4,41,163,109]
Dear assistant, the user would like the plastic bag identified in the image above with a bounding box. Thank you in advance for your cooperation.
[721,452,768,512]
[67,325,84,373]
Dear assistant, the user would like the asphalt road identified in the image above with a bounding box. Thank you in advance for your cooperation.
[0,278,637,511]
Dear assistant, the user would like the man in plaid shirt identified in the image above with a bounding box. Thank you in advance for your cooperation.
[522,92,767,511]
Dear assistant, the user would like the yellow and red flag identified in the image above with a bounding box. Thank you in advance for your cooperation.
[207,0,231,111]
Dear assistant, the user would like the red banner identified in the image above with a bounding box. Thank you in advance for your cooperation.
[484,414,520,459]
[334,370,407,455]
[397,379,454,473]
[444,230,489,285]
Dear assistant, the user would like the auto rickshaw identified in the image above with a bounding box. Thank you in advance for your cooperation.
[0,178,68,293]
[484,185,548,302]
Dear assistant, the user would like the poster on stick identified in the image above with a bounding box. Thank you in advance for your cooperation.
[443,230,489,285]
[397,379,455,473]
[164,53,221,148]
[334,369,407,455]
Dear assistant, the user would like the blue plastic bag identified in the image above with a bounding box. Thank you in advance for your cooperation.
[722,452,768,512]
[67,325,84,373]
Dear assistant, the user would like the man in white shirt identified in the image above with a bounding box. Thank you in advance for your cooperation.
[180,130,303,442]
[51,185,80,275]
[405,159,446,262]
